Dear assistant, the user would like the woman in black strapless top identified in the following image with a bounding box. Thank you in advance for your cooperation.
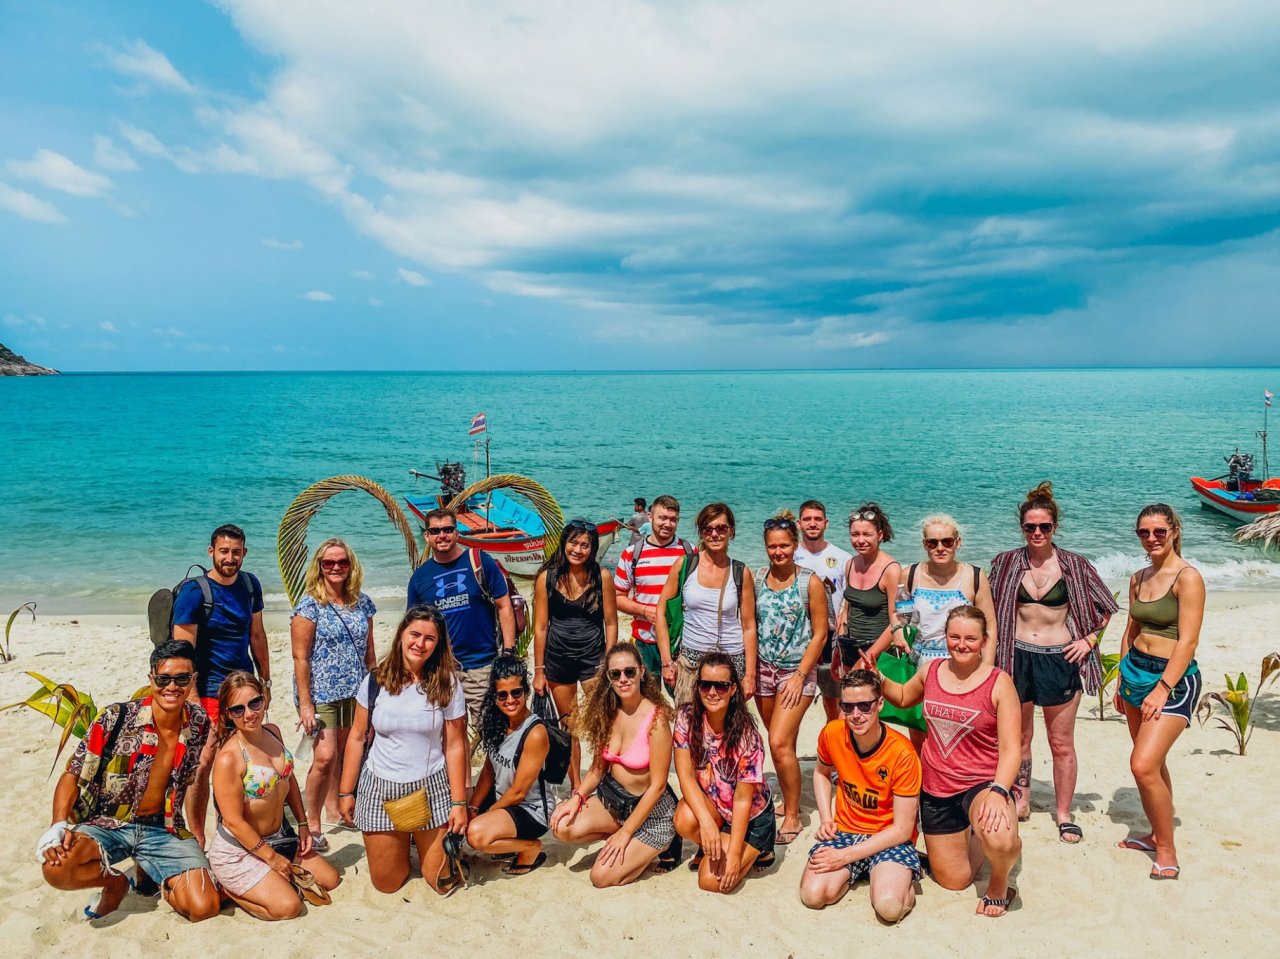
[533,519,618,789]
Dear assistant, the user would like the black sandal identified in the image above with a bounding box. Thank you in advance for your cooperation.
[687,848,705,872]
[1057,822,1084,844]
[503,852,547,876]
[979,887,1017,917]
[654,835,683,872]
[752,852,776,872]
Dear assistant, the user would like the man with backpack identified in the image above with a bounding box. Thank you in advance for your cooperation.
[406,507,516,736]
[171,523,270,846]
[794,500,853,721]
[614,495,691,682]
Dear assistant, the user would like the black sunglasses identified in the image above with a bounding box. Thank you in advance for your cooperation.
[426,526,457,536]
[1022,522,1054,534]
[495,688,527,702]
[923,537,956,549]
[565,519,598,534]
[225,695,266,719]
[763,517,796,531]
[152,672,193,689]
[607,666,640,682]
[838,699,878,715]
[696,679,733,695]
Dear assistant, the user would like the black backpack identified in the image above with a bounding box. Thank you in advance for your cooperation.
[514,714,572,820]
[146,565,262,647]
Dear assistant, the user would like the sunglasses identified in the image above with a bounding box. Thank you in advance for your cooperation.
[838,699,878,715]
[607,666,640,682]
[1021,522,1054,535]
[152,672,193,689]
[565,519,598,534]
[320,558,351,570]
[763,517,796,530]
[849,511,879,524]
[426,526,456,536]
[1136,528,1170,540]
[700,522,732,536]
[495,688,527,702]
[696,679,733,695]
[225,695,266,719]
[923,537,957,550]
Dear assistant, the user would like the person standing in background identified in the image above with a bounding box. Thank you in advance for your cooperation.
[794,500,853,721]
[614,495,691,682]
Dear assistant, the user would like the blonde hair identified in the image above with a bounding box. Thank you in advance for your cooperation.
[945,604,988,638]
[920,513,961,539]
[763,508,800,545]
[303,538,364,607]
[1137,503,1184,556]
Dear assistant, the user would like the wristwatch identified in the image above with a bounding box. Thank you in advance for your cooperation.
[987,783,1013,802]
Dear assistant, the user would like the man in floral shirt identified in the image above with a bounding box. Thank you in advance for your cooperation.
[37,640,221,923]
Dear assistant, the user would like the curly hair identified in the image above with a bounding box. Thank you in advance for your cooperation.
[372,606,458,706]
[577,642,672,759]
[478,654,532,756]
[681,652,761,770]
[302,537,364,607]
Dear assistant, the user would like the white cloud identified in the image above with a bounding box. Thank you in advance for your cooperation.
[368,297,384,306]
[301,290,334,301]
[8,149,114,197]
[0,182,66,223]
[101,39,195,95]
[352,269,374,280]
[99,321,119,333]
[3,313,48,328]
[92,136,139,172]
[151,327,185,337]
[397,267,429,286]
[261,237,303,250]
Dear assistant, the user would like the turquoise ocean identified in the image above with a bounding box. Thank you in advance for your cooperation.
[2,368,1278,614]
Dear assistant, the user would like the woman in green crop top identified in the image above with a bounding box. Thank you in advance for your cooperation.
[1114,504,1204,882]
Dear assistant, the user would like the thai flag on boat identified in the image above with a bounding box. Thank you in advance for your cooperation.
[1267,390,1274,408]
[469,412,487,435]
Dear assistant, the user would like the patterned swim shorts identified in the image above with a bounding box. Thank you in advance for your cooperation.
[808,831,922,885]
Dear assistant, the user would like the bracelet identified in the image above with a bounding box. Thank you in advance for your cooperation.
[987,783,1013,802]
[533,666,545,672]
[1158,678,1174,693]
[337,791,355,799]
[449,799,468,808]
[249,836,267,852]
[573,791,589,806]
[466,804,479,814]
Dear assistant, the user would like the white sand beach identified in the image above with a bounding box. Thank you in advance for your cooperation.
[2,592,1277,957]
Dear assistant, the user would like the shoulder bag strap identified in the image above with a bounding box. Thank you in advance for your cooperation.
[907,563,918,592]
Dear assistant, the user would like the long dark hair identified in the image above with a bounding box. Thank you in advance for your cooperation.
[682,652,760,769]
[578,642,672,757]
[372,605,457,705]
[478,655,531,756]
[539,519,603,612]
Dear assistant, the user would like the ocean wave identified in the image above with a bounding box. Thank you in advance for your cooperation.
[1091,552,1280,590]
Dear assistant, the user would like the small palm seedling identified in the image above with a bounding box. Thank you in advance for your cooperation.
[1094,592,1122,720]
[1,671,97,774]
[1196,652,1280,756]
[2,601,36,663]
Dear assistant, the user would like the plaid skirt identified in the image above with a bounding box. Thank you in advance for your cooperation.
[355,764,452,833]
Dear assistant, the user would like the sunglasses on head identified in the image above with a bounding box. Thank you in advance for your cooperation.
[320,558,351,570]
[701,522,731,536]
[1136,527,1170,540]
[696,679,733,695]
[763,517,796,531]
[152,672,193,689]
[225,695,266,719]
[565,519,597,534]
[1021,522,1054,535]
[607,666,640,682]
[923,537,956,550]
[426,526,456,536]
[495,688,526,702]
[838,699,878,715]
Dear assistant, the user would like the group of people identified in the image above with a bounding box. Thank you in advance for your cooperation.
[36,485,1206,924]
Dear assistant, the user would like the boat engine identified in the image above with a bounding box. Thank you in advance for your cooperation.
[1223,449,1255,492]
[435,461,468,498]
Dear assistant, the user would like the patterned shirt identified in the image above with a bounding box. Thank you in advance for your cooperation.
[292,593,377,704]
[614,537,690,644]
[66,697,210,836]
[754,568,814,668]
[673,706,770,822]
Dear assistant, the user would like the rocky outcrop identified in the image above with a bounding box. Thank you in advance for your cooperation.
[0,342,58,375]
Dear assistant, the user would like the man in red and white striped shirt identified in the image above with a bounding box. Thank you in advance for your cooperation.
[614,494,693,682]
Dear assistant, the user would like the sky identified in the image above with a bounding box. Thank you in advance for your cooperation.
[2,1,1280,371]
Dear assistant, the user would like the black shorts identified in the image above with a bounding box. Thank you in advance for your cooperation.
[722,806,776,855]
[920,783,992,835]
[544,646,603,685]
[1013,641,1082,708]
[478,791,548,841]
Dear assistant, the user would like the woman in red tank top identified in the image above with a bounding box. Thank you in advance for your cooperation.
[877,605,1023,917]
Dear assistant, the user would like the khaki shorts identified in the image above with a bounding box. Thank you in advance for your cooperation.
[315,697,356,729]
[458,664,492,732]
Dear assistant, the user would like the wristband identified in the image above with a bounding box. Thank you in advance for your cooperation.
[1158,678,1174,693]
[449,799,468,808]
[249,836,267,852]
[337,791,355,799]
[987,783,1013,802]
[533,666,545,672]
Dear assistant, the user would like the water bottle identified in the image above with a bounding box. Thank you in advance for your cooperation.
[894,585,918,627]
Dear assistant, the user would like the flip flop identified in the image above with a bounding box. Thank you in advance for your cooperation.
[751,852,776,872]
[1150,864,1180,881]
[1057,822,1084,844]
[310,833,331,853]
[502,852,547,876]
[775,829,803,846]
[979,886,1017,917]
[289,865,332,906]
[1116,836,1156,852]
[688,848,705,872]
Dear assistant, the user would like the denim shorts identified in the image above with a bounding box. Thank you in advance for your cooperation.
[73,820,210,884]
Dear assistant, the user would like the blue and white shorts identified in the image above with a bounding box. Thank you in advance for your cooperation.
[808,831,922,885]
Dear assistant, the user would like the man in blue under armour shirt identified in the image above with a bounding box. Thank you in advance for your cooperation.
[407,507,516,736]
